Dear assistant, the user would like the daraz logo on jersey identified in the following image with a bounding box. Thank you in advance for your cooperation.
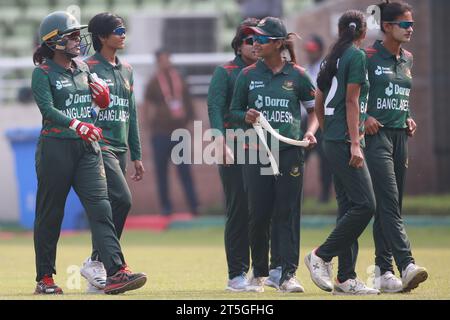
[55,79,72,90]
[254,95,290,109]
[375,65,394,76]
[249,81,265,91]
[385,82,410,97]
[65,93,92,107]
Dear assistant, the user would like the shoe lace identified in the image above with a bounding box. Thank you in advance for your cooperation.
[383,272,398,282]
[120,264,132,274]
[321,261,333,278]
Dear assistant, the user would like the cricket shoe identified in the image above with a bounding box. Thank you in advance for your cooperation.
[304,249,333,292]
[225,273,248,292]
[278,276,305,293]
[333,278,380,295]
[80,257,107,289]
[104,265,147,295]
[373,271,403,293]
[245,271,265,293]
[265,266,281,289]
[401,263,428,292]
[34,275,63,295]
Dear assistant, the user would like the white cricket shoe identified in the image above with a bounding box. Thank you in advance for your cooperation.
[225,274,248,292]
[373,271,403,293]
[279,276,305,293]
[86,282,105,294]
[265,267,281,289]
[245,271,265,293]
[80,257,107,289]
[304,249,333,292]
[401,263,428,292]
[333,278,380,295]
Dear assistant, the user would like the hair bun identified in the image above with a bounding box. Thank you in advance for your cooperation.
[349,22,357,29]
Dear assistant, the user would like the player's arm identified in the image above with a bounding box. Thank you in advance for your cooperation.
[32,68,73,127]
[347,50,367,168]
[299,72,319,147]
[207,66,228,136]
[230,70,257,124]
[127,74,144,181]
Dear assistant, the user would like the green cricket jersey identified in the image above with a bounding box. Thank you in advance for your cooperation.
[85,52,142,161]
[365,40,413,128]
[32,58,94,139]
[322,45,369,143]
[230,60,316,150]
[207,55,247,135]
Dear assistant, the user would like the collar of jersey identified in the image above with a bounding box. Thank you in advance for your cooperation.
[46,58,83,75]
[257,59,290,75]
[234,55,247,68]
[374,40,407,63]
[94,51,122,70]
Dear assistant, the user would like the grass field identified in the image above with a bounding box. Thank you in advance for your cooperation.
[0,226,449,300]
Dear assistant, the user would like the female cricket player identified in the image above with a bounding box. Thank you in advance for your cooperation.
[364,0,427,292]
[79,12,145,293]
[230,17,318,293]
[207,18,259,291]
[305,10,380,295]
[32,11,146,295]
[208,18,285,292]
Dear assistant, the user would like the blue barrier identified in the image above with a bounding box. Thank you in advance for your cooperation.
[5,128,87,230]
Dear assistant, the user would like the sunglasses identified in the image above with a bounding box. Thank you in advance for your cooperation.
[386,21,414,29]
[243,37,253,45]
[112,26,126,36]
[252,35,283,45]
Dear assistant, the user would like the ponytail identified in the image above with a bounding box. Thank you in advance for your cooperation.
[317,10,366,91]
[33,43,54,65]
[282,32,299,64]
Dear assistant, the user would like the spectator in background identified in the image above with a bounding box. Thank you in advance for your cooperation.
[303,35,333,203]
[144,49,199,216]
[236,0,283,19]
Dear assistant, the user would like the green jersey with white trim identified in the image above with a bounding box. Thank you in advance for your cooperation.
[322,45,369,143]
[365,40,413,129]
[85,52,142,161]
[230,60,316,150]
[31,58,94,139]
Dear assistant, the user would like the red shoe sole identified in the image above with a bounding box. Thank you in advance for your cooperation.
[104,275,147,295]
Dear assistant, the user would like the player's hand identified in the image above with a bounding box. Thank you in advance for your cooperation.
[349,143,364,168]
[364,116,383,135]
[131,160,145,181]
[303,131,317,150]
[89,76,110,109]
[69,119,103,143]
[406,118,417,137]
[245,108,260,124]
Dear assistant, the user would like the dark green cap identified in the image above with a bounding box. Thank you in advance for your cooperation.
[243,16,287,38]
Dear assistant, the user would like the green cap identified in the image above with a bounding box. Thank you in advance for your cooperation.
[243,17,287,38]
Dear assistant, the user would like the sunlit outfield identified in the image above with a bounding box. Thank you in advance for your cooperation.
[0,226,449,300]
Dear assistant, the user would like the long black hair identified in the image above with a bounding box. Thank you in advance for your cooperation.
[33,43,54,65]
[88,12,124,52]
[231,17,259,55]
[316,10,367,91]
[378,0,413,33]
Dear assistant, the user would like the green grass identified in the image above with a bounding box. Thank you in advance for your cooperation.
[204,194,450,216]
[0,226,449,300]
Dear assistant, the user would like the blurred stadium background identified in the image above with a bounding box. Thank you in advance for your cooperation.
[0,0,449,228]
